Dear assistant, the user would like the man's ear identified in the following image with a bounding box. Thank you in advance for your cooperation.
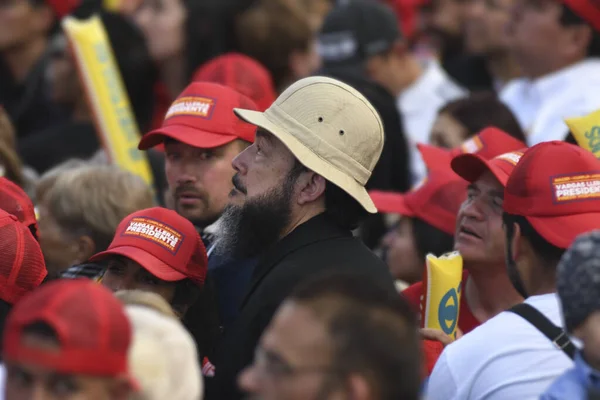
[346,374,372,400]
[565,24,593,60]
[72,235,96,265]
[296,172,326,205]
[509,222,522,263]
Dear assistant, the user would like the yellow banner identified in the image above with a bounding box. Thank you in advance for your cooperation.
[103,0,122,12]
[565,109,600,157]
[62,15,154,188]
[422,251,463,339]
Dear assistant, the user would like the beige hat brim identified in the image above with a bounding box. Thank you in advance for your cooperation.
[234,108,377,213]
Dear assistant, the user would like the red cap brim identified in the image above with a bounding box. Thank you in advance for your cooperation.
[89,247,187,282]
[526,212,600,249]
[417,143,453,172]
[138,125,238,150]
[451,153,510,186]
[369,190,415,216]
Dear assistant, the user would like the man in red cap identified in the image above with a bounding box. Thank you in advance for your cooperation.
[427,141,600,399]
[90,207,208,320]
[139,82,258,242]
[3,279,135,400]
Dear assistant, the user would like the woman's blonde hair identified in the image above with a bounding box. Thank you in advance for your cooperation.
[115,290,177,319]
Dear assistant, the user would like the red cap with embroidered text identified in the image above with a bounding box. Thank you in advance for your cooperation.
[0,209,46,305]
[504,141,600,249]
[3,279,133,379]
[139,82,258,150]
[451,148,527,187]
[418,127,527,172]
[369,169,468,235]
[0,177,38,239]
[89,207,208,287]
[193,53,277,112]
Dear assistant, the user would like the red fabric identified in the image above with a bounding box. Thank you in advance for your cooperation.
[504,141,600,249]
[3,279,132,377]
[139,82,258,150]
[402,271,480,375]
[193,53,277,112]
[89,207,208,287]
[418,126,527,172]
[451,148,527,186]
[0,177,38,239]
[561,0,600,32]
[45,0,80,18]
[369,169,468,235]
[0,210,46,305]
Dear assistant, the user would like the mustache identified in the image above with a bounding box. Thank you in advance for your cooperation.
[232,174,247,195]
[174,184,203,198]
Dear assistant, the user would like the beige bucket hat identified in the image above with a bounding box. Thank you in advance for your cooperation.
[234,76,384,213]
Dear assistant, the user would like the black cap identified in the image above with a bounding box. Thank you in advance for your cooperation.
[317,0,401,71]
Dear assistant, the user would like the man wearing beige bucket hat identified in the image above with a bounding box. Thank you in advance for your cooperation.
[206,76,396,399]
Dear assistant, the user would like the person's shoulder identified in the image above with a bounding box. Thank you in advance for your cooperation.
[540,365,584,400]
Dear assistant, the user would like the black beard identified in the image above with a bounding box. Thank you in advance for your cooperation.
[213,179,295,261]
[505,230,529,299]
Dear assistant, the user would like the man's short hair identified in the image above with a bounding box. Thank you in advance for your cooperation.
[43,165,155,252]
[289,271,421,400]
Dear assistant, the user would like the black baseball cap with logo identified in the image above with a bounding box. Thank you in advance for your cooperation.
[317,0,401,72]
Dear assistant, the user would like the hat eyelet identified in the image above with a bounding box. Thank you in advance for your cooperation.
[339,130,345,136]
[318,117,324,122]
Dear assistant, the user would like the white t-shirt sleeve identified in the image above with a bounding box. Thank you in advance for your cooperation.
[427,350,459,400]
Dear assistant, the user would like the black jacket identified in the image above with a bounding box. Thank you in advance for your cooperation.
[205,214,396,399]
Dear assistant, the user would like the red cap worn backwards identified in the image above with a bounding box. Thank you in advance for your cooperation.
[504,141,600,249]
[193,53,277,112]
[3,279,133,379]
[0,209,46,305]
[369,169,468,235]
[418,127,527,171]
[451,148,528,187]
[138,82,259,150]
[89,207,208,287]
[0,177,38,239]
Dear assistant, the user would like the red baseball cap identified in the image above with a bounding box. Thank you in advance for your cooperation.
[89,207,208,287]
[45,0,80,18]
[138,82,258,150]
[0,177,38,239]
[193,53,277,112]
[0,209,46,305]
[3,279,133,379]
[370,169,468,235]
[504,141,600,249]
[451,148,528,187]
[561,0,600,32]
[418,127,527,172]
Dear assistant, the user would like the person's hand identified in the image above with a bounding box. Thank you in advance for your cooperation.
[420,327,464,347]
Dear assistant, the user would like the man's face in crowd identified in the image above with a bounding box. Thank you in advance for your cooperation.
[130,0,186,62]
[216,130,301,260]
[454,171,506,267]
[165,139,245,229]
[506,0,569,77]
[5,333,128,400]
[423,0,467,53]
[101,255,178,306]
[0,0,51,52]
[574,312,600,366]
[464,0,514,55]
[381,217,423,284]
[46,33,80,107]
[239,301,346,400]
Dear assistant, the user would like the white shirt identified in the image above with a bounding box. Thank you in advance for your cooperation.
[397,61,467,184]
[500,59,600,145]
[427,294,574,400]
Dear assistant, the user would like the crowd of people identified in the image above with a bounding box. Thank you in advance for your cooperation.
[0,0,599,399]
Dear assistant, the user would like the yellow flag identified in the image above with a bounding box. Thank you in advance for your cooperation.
[103,0,122,12]
[422,251,463,339]
[62,15,154,188]
[565,109,600,158]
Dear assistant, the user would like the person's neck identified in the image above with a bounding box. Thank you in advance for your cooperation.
[158,53,187,99]
[465,263,523,323]
[525,57,584,81]
[583,350,600,372]
[526,260,557,297]
[3,37,47,83]
[486,51,521,87]
[280,206,326,239]
[393,56,424,96]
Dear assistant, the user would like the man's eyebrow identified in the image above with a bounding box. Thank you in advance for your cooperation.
[490,189,505,199]
[256,128,275,144]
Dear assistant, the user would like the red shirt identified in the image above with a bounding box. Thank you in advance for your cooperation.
[402,271,481,375]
